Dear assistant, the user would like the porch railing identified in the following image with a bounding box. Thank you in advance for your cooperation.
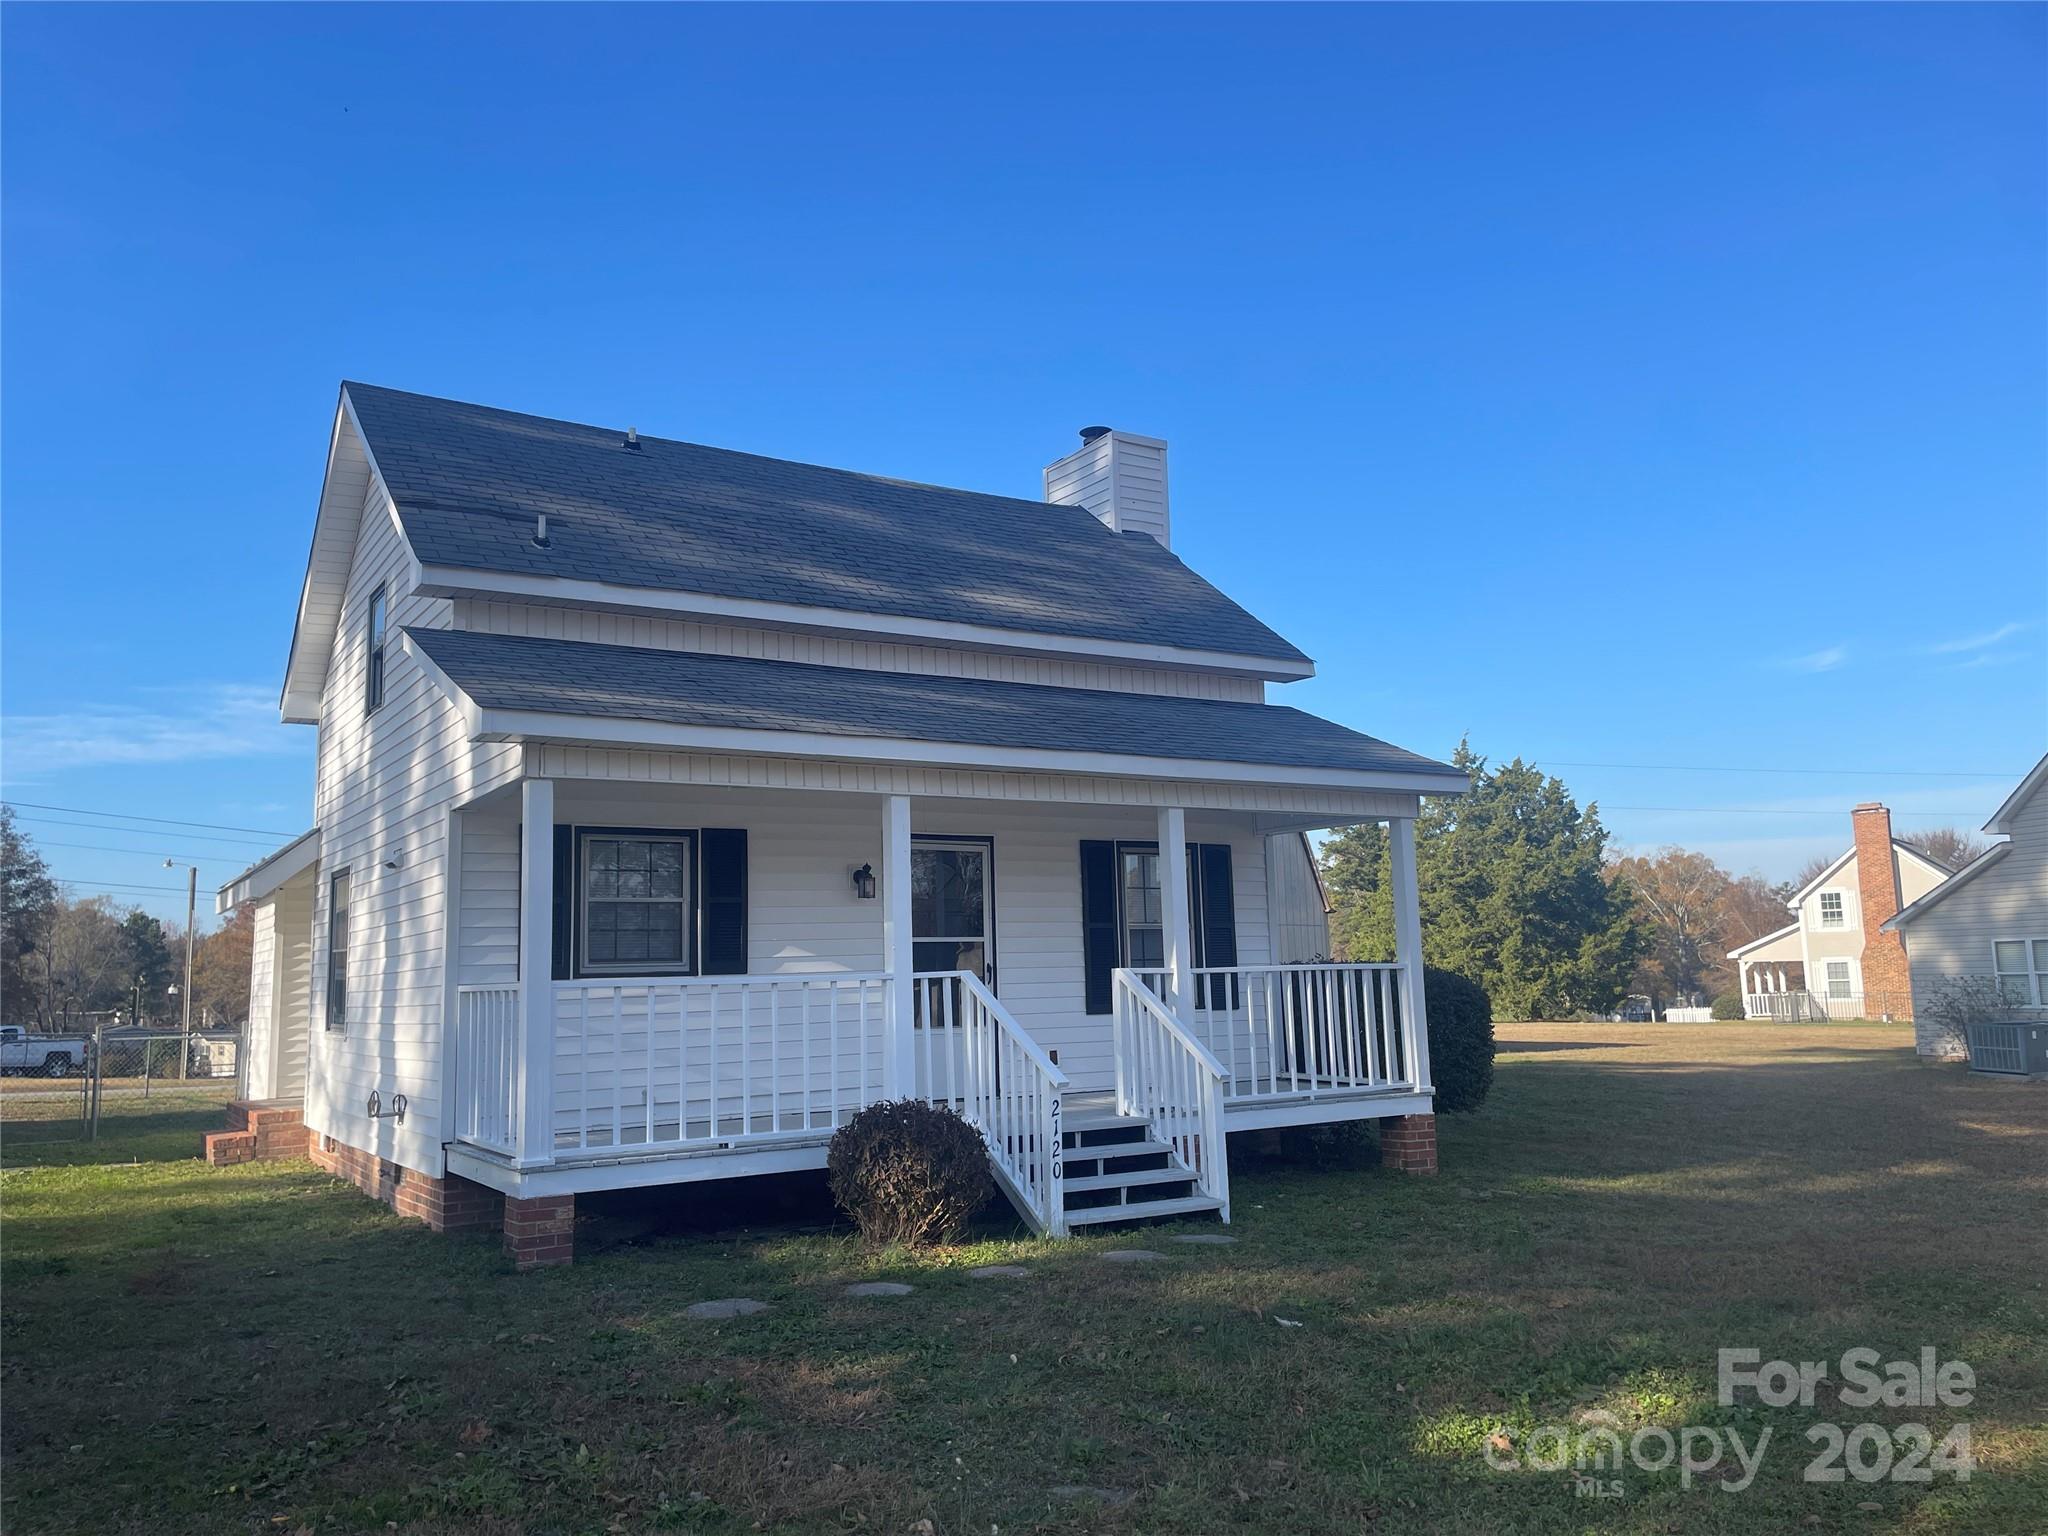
[1185,963,1416,1101]
[454,984,520,1155]
[1111,969,1229,1219]
[1746,989,1914,1023]
[549,974,891,1156]
[913,971,1070,1236]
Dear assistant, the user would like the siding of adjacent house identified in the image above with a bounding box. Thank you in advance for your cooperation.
[1265,833,1331,963]
[1793,846,1950,999]
[1899,788,2048,1054]
[450,600,1264,702]
[306,479,522,1175]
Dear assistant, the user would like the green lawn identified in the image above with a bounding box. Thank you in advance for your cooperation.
[2,1023,2042,1534]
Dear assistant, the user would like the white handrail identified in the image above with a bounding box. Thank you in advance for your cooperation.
[913,970,1070,1236]
[455,984,520,1155]
[1183,962,1415,1100]
[1111,969,1229,1220]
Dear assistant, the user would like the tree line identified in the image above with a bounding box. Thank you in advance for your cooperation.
[1321,742,1983,1020]
[0,808,253,1029]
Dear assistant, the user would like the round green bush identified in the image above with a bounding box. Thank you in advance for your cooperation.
[1424,967,1494,1114]
[827,1099,991,1247]
[1711,990,1745,1022]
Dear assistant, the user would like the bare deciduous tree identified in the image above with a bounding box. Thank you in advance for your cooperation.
[1901,825,1988,873]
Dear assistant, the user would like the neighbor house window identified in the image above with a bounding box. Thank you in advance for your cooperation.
[579,831,695,975]
[364,586,387,714]
[326,870,351,1032]
[1823,960,1853,1001]
[1992,940,2048,1007]
[1818,891,1845,928]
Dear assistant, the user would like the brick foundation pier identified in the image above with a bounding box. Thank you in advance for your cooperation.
[1379,1113,1438,1174]
[203,1101,310,1166]
[503,1194,577,1269]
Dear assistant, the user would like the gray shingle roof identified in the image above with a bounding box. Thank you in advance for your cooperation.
[406,627,1457,780]
[345,383,1308,666]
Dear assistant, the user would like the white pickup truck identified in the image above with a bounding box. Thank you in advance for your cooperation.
[0,1025,90,1078]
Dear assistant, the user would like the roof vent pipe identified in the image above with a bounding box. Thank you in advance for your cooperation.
[1078,425,1111,443]
[532,513,551,549]
[625,426,641,450]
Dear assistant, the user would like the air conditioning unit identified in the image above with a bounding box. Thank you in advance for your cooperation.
[1965,1021,2048,1078]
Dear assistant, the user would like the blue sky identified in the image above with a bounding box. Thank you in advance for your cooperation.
[4,4,2043,928]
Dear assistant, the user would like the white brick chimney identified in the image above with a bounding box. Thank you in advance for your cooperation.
[1044,426,1170,548]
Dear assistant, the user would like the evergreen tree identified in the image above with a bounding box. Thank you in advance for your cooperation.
[0,808,57,1022]
[1320,741,1642,1020]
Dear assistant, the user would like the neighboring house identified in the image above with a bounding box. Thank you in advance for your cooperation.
[211,386,1463,1265]
[1883,752,2048,1058]
[1727,804,1950,1022]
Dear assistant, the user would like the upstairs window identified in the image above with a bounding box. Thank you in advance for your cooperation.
[364,585,387,714]
[1818,891,1845,928]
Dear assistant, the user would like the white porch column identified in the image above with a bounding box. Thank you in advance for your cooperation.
[1389,815,1435,1093]
[1158,806,1193,1019]
[881,793,917,1098]
[1774,964,1787,993]
[515,777,556,1167]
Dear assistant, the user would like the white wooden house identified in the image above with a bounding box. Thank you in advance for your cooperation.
[213,387,1465,1265]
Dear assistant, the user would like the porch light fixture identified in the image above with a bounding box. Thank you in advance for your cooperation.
[851,863,877,900]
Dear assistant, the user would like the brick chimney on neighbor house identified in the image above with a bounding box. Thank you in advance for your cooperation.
[1852,803,1913,1008]
[1044,426,1171,548]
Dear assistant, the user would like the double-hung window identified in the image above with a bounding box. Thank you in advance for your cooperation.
[1818,891,1845,929]
[326,870,351,1032]
[579,831,695,975]
[364,586,387,714]
[1993,940,2048,1007]
[1823,959,1853,1001]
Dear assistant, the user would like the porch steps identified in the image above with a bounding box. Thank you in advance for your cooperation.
[1057,1105,1222,1228]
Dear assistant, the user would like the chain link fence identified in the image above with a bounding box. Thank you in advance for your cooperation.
[0,1029,245,1151]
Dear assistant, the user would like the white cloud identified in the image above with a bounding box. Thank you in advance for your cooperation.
[1929,620,2035,655]
[1776,645,1847,674]
[1,683,294,782]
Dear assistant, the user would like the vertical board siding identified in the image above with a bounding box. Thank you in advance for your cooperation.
[272,875,315,1104]
[1265,832,1333,963]
[244,900,278,1099]
[450,600,1263,703]
[308,479,522,1174]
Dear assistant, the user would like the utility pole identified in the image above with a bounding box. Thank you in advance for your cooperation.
[166,860,197,1080]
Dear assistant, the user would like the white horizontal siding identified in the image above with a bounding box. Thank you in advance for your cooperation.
[244,900,278,1098]
[1899,787,2048,1054]
[308,479,522,1174]
[272,875,314,1103]
[450,600,1261,702]
[465,787,1274,1098]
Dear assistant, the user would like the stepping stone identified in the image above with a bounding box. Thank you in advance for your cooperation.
[969,1264,1031,1279]
[1096,1249,1166,1263]
[843,1281,914,1297]
[1048,1485,1134,1506]
[685,1298,769,1320]
[1172,1234,1236,1245]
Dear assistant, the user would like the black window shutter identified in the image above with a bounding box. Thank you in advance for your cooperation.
[1197,844,1238,969]
[1195,843,1238,1009]
[550,825,573,980]
[1079,840,1119,1015]
[700,829,749,975]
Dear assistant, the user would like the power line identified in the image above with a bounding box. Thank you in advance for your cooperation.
[28,838,234,864]
[2,800,299,838]
[1603,805,1978,818]
[1543,760,2016,780]
[10,813,283,849]
[53,879,199,895]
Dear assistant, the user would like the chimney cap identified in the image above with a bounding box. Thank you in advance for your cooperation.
[1853,802,1887,813]
[1079,425,1111,444]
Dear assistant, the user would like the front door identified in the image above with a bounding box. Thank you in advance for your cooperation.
[911,838,995,987]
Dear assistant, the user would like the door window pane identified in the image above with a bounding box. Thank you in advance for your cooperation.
[911,845,991,984]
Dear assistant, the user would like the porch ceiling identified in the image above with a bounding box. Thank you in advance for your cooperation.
[405,627,1469,796]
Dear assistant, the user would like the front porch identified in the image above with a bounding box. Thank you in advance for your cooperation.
[439,773,1438,1242]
